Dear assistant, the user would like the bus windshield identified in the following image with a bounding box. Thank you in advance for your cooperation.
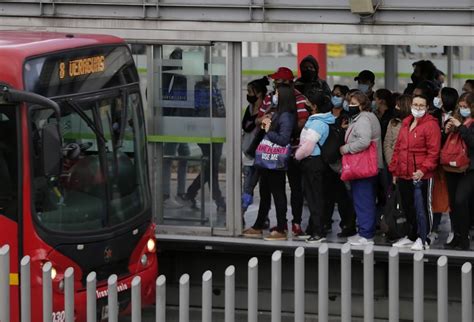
[30,89,149,232]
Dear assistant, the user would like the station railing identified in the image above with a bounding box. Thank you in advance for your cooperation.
[0,244,472,321]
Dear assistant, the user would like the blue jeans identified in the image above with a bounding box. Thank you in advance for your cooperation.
[243,166,259,196]
[162,143,190,197]
[351,176,377,239]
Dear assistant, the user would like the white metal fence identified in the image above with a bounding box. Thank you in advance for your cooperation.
[0,243,473,322]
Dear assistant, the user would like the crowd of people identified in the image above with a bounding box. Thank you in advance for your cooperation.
[241,56,474,251]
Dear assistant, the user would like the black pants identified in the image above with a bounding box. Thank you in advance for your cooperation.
[446,171,474,241]
[301,157,325,236]
[186,143,224,205]
[287,157,304,225]
[323,168,356,231]
[253,169,287,231]
[398,179,433,241]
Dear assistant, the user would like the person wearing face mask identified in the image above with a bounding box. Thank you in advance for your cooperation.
[354,70,376,101]
[389,95,441,251]
[241,77,269,223]
[339,92,383,246]
[404,60,438,95]
[255,67,308,237]
[294,55,332,107]
[384,95,412,165]
[443,92,474,250]
[294,89,336,243]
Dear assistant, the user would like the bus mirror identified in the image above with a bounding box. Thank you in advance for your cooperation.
[41,124,62,177]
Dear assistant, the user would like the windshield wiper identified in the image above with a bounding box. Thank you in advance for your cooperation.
[62,100,107,143]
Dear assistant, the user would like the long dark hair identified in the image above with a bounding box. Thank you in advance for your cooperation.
[276,84,296,114]
[440,87,459,113]
[248,77,269,97]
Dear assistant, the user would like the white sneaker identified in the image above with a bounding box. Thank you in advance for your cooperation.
[446,232,454,244]
[347,234,360,242]
[349,237,374,246]
[410,238,429,251]
[427,232,438,241]
[163,197,184,209]
[392,237,413,248]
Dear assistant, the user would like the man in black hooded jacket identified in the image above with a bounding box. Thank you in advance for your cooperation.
[294,55,332,104]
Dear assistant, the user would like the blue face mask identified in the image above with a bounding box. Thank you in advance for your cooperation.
[460,108,471,118]
[331,96,343,108]
[272,94,278,106]
[433,97,442,109]
[371,101,377,112]
[358,84,370,94]
[342,100,349,112]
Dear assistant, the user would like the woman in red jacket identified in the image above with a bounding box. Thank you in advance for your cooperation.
[389,94,441,251]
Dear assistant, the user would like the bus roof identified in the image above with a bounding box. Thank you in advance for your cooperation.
[0,31,125,89]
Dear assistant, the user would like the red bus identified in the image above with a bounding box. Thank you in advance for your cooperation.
[0,31,157,321]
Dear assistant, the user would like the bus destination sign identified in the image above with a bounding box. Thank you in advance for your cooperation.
[59,55,105,79]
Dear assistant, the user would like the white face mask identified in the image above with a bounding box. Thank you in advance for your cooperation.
[272,94,278,106]
[411,108,426,119]
[433,97,442,109]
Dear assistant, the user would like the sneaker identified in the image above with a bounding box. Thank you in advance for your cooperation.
[392,237,413,248]
[349,237,374,246]
[347,234,360,242]
[306,235,326,244]
[446,234,470,250]
[264,230,287,241]
[337,227,357,238]
[446,232,454,244]
[242,227,263,238]
[163,197,184,209]
[270,225,288,233]
[241,193,253,210]
[410,238,425,251]
[427,232,439,241]
[292,223,309,240]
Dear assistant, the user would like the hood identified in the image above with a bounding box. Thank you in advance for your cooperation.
[308,112,336,125]
[299,55,320,77]
[402,113,438,127]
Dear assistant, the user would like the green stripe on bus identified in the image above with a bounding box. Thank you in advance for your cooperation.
[147,135,226,144]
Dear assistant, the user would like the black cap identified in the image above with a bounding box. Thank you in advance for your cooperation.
[354,70,375,83]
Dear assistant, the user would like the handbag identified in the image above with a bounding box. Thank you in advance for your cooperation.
[440,120,473,173]
[254,135,291,170]
[431,166,450,213]
[340,127,378,181]
[381,184,409,241]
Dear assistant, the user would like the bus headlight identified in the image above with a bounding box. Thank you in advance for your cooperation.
[146,239,156,253]
[140,254,148,266]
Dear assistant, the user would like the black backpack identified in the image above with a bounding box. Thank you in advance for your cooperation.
[381,184,409,241]
[318,123,345,164]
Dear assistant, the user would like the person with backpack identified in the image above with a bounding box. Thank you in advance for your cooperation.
[389,94,441,251]
[243,84,296,241]
[443,92,474,250]
[321,87,357,238]
[294,89,335,243]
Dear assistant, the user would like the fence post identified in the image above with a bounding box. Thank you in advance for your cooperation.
[437,256,448,322]
[156,275,166,322]
[225,265,235,322]
[64,267,74,322]
[42,262,53,322]
[341,243,351,322]
[462,262,472,322]
[364,245,374,322]
[248,257,258,322]
[202,271,212,322]
[388,247,399,322]
[86,272,97,322]
[294,247,305,322]
[108,274,118,322]
[319,244,329,322]
[0,245,10,322]
[179,274,190,322]
[413,252,424,322]
[132,276,141,322]
[272,250,282,322]
[20,255,31,322]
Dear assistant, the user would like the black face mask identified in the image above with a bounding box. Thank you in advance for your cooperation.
[411,73,420,84]
[302,69,316,82]
[347,105,360,118]
[247,95,258,104]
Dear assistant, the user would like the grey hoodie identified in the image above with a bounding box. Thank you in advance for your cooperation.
[340,111,384,169]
